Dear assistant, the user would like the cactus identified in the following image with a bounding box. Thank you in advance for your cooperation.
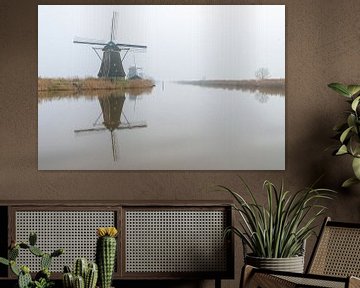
[19,243,30,249]
[63,260,98,288]
[21,265,30,274]
[29,245,44,257]
[63,272,74,288]
[74,258,88,279]
[35,268,51,281]
[0,233,63,288]
[74,275,85,288]
[29,232,37,246]
[0,257,9,266]
[64,265,72,273]
[10,260,20,276]
[51,248,64,258]
[85,263,98,288]
[18,267,32,288]
[9,246,19,260]
[41,253,52,270]
[96,227,118,288]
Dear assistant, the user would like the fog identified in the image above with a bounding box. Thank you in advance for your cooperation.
[38,5,285,81]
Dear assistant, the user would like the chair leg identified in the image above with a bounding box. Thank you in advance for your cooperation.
[240,265,296,288]
[240,265,255,288]
[215,278,221,288]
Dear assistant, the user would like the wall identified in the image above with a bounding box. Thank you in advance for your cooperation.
[1,0,360,287]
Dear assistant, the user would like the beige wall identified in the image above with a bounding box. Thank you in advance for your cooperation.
[1,1,360,287]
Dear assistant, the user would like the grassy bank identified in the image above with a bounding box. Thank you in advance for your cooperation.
[38,86,153,102]
[38,77,155,92]
[178,79,285,96]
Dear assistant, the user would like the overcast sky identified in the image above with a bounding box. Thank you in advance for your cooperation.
[38,5,285,81]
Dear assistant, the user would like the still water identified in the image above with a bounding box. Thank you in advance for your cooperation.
[38,82,284,170]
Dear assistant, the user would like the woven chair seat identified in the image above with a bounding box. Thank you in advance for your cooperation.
[241,218,360,288]
[277,275,347,288]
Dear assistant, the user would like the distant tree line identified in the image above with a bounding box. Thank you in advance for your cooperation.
[255,67,271,80]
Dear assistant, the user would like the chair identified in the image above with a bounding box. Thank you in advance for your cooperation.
[241,217,360,288]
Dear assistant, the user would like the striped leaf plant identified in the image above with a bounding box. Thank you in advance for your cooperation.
[220,179,335,258]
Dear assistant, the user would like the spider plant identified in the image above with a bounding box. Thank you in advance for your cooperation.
[219,179,335,258]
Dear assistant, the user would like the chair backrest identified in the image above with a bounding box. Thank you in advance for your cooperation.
[307,217,360,277]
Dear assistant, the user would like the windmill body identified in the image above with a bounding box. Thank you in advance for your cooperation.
[98,42,126,78]
[74,12,147,79]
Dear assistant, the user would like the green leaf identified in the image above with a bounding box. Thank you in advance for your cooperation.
[336,145,348,155]
[328,83,351,97]
[351,96,360,111]
[0,257,9,266]
[352,157,360,179]
[342,177,360,188]
[10,261,20,276]
[347,114,356,128]
[8,247,19,261]
[340,126,353,143]
[347,85,360,97]
[349,135,360,156]
[221,179,335,258]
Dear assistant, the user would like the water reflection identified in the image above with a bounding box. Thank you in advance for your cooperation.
[255,92,270,103]
[178,81,285,97]
[38,82,284,170]
[72,90,148,161]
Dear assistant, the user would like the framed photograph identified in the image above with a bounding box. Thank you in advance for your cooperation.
[38,5,285,170]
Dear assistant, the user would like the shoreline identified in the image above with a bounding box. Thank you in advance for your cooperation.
[177,79,285,95]
[177,78,285,88]
[38,77,155,92]
[38,86,153,101]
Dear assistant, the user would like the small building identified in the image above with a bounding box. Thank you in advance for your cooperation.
[127,66,143,80]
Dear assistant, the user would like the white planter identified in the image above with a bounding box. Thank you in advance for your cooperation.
[245,254,305,273]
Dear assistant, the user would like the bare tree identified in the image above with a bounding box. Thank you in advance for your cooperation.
[255,68,271,80]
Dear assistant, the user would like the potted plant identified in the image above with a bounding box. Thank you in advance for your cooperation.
[96,227,118,288]
[62,258,98,288]
[219,179,334,273]
[328,83,360,187]
[0,232,63,288]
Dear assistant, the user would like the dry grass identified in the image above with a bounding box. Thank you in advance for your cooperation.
[38,77,155,92]
[38,85,153,102]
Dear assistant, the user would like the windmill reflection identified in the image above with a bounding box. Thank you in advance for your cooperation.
[74,91,147,161]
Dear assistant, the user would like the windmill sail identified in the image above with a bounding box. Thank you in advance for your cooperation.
[116,43,147,49]
[73,37,108,46]
[110,12,118,42]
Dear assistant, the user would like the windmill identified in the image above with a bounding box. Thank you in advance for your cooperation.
[128,55,143,80]
[74,91,147,161]
[74,11,147,78]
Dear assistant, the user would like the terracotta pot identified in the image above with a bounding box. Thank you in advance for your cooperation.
[245,254,305,273]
